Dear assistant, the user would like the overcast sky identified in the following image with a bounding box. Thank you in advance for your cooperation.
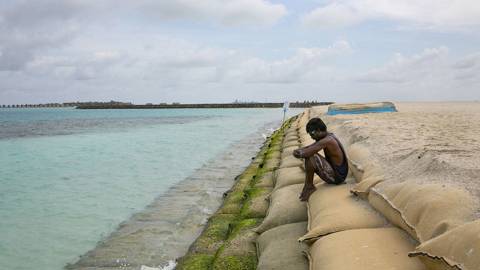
[1,0,480,104]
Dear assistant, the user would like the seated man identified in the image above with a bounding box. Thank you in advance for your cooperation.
[293,118,349,201]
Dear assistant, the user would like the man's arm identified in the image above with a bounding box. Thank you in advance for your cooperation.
[293,136,331,158]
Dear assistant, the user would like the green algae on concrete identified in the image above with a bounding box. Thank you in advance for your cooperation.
[212,219,261,270]
[176,254,215,270]
[212,255,257,270]
[228,218,261,241]
[240,188,271,219]
[253,171,274,189]
[176,116,297,270]
[188,214,237,254]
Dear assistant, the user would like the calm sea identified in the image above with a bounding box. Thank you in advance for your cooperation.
[0,107,301,270]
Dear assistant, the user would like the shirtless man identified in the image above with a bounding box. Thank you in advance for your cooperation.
[293,118,349,201]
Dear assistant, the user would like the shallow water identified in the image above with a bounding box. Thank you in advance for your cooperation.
[0,108,301,270]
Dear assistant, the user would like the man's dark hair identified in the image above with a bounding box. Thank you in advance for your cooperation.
[306,117,327,132]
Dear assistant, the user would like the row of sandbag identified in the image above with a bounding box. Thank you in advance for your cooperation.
[347,143,479,270]
[254,108,479,270]
[175,119,294,270]
[253,110,314,270]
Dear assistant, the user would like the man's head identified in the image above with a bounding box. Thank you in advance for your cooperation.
[306,117,328,141]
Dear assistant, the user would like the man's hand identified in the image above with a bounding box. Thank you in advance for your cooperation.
[293,149,304,159]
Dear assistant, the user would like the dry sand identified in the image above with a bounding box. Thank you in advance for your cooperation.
[311,102,480,216]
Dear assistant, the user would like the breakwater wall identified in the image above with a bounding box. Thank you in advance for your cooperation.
[76,102,332,110]
[175,116,295,269]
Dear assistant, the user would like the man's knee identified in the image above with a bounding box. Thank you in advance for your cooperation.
[305,156,315,170]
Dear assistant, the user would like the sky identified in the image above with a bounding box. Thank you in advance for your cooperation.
[1,0,480,104]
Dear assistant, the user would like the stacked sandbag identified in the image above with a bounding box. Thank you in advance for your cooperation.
[289,108,480,270]
[254,184,307,234]
[365,182,479,270]
[307,228,426,270]
[177,118,294,270]
[254,110,312,270]
[300,182,428,270]
[347,142,385,199]
[273,167,307,191]
[368,182,475,243]
[298,182,386,243]
[409,220,480,270]
[281,145,299,159]
[257,222,309,270]
[297,137,428,269]
[212,219,261,270]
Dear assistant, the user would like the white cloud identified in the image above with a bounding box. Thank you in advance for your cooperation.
[137,0,287,26]
[302,2,365,28]
[351,47,480,101]
[0,0,286,72]
[0,0,87,71]
[302,0,480,31]
[356,47,450,83]
[232,40,352,83]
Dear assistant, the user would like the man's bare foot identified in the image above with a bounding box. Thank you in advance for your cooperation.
[299,186,316,201]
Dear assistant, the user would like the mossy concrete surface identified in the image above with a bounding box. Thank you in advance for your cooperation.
[253,172,274,189]
[188,214,237,254]
[176,116,298,270]
[176,254,215,270]
[212,255,257,270]
[240,188,271,219]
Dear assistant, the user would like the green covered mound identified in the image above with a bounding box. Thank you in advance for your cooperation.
[176,116,296,270]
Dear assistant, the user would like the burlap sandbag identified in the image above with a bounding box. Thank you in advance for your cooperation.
[279,155,304,169]
[262,157,280,172]
[284,128,298,137]
[346,143,383,183]
[308,227,426,270]
[254,172,274,188]
[283,133,300,143]
[273,167,305,190]
[265,149,281,160]
[298,112,309,128]
[369,182,475,242]
[301,139,315,148]
[309,106,326,117]
[212,219,260,270]
[241,188,271,218]
[254,184,307,233]
[274,165,321,191]
[298,131,313,143]
[409,220,480,270]
[350,176,384,200]
[256,222,308,270]
[281,146,298,159]
[298,127,308,136]
[283,139,301,148]
[299,183,386,242]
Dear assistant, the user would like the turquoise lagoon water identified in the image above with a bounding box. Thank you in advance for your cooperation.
[0,108,300,270]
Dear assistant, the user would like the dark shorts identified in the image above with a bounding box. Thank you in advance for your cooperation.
[312,153,347,185]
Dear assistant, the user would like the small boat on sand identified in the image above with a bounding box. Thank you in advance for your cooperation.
[327,102,397,115]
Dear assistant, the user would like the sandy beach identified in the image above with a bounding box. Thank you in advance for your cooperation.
[318,102,480,212]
